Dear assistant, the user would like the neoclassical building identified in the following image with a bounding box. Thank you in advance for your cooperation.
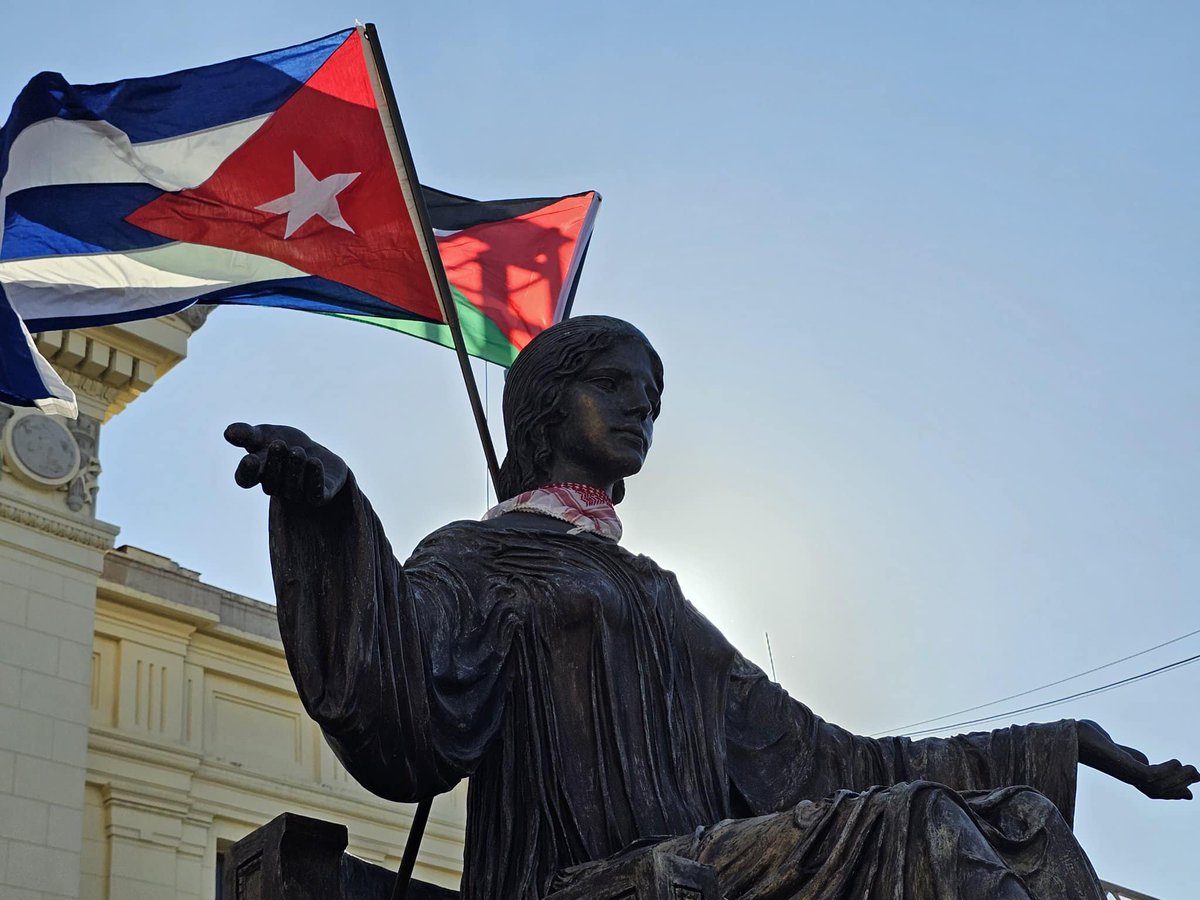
[0,312,464,899]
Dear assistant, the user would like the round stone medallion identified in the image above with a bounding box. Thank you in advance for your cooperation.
[4,413,81,487]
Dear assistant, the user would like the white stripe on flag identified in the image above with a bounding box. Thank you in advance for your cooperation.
[17,315,76,417]
[1,114,269,197]
[0,241,308,322]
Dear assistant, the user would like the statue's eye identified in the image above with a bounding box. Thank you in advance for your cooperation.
[590,376,617,391]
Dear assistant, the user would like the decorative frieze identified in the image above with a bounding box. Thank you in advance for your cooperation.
[0,496,117,550]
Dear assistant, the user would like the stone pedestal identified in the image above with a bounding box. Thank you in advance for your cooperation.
[222,813,456,900]
[0,310,209,899]
[223,812,721,900]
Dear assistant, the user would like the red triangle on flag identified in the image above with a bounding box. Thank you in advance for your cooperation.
[126,31,443,323]
[437,193,596,351]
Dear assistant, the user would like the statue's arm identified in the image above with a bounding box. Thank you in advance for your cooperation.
[1077,719,1197,800]
[726,651,1077,816]
[725,639,1197,813]
[224,422,483,801]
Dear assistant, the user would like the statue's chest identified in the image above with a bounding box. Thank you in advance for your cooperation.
[520,558,668,640]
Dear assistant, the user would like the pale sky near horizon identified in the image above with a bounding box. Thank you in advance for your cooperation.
[3,2,1197,896]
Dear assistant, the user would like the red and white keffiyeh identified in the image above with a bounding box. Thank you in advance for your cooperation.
[483,482,622,542]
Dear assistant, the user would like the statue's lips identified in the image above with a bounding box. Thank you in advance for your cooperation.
[612,427,646,449]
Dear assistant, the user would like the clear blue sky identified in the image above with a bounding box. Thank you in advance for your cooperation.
[5,2,1197,895]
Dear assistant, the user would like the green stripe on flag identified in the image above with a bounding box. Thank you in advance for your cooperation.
[328,286,519,367]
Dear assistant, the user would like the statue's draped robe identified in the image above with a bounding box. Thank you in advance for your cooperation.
[271,478,1103,900]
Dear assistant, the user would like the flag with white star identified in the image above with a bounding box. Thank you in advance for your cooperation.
[0,27,601,371]
[0,27,444,330]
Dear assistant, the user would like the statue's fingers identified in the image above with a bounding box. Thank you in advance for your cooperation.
[1167,775,1194,800]
[224,422,263,450]
[1156,761,1198,798]
[303,457,325,506]
[283,446,308,500]
[261,440,288,494]
[234,454,264,489]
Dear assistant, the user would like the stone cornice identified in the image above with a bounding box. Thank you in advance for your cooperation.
[0,495,118,550]
[90,727,205,775]
[34,308,214,422]
[191,760,468,850]
[89,726,464,844]
[97,578,222,630]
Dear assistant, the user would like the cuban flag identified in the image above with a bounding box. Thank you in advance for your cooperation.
[0,25,456,341]
[0,25,600,396]
[0,283,75,415]
[0,28,447,332]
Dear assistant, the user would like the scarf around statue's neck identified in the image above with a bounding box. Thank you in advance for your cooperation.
[482,482,623,542]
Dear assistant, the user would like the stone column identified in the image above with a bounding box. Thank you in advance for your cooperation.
[0,310,210,899]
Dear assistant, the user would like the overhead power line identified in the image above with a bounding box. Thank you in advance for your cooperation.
[897,651,1200,738]
[870,625,1200,738]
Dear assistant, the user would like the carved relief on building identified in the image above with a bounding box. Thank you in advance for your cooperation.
[0,402,102,517]
[66,412,102,512]
[176,304,215,331]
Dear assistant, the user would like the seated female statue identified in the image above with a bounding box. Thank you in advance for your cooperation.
[225,315,1196,900]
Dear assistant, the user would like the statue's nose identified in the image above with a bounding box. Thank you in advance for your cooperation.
[626,386,655,418]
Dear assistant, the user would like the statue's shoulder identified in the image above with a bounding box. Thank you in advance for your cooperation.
[409,517,565,560]
[415,518,490,549]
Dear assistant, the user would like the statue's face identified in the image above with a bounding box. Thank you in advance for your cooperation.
[549,339,661,489]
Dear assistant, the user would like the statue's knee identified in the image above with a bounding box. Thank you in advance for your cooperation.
[1000,787,1069,832]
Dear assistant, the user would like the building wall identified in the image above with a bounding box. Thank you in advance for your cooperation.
[81,546,466,899]
[0,510,113,900]
[1,379,120,900]
[1,312,465,899]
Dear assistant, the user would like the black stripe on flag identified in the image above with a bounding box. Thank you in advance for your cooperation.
[420,186,589,232]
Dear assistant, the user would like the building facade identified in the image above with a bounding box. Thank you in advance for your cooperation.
[84,543,465,899]
[0,313,464,899]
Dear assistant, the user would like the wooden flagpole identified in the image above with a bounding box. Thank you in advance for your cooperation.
[361,24,499,900]
[362,22,503,494]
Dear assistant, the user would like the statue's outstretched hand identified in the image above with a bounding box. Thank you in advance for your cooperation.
[1129,758,1200,801]
[1077,719,1198,800]
[224,423,348,506]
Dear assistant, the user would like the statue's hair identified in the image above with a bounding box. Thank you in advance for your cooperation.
[497,315,663,504]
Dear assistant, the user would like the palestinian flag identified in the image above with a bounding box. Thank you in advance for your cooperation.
[341,187,600,366]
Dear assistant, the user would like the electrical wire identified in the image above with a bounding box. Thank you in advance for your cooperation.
[870,625,1200,737]
[896,651,1200,738]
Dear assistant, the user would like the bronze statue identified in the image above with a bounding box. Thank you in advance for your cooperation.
[225,315,1197,900]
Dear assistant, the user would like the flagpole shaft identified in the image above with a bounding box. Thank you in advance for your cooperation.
[363,23,502,494]
[388,796,432,900]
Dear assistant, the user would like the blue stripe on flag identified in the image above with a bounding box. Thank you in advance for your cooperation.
[2,211,111,258]
[0,29,352,182]
[4,30,351,144]
[3,184,171,259]
[200,276,439,321]
[23,295,199,332]
[0,283,65,409]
